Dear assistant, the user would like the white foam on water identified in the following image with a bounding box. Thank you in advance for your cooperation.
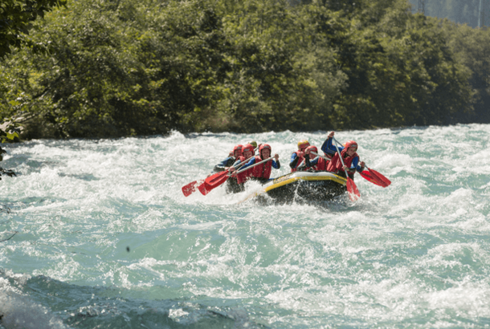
[1,125,490,327]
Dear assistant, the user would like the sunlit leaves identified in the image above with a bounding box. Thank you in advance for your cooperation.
[0,0,485,139]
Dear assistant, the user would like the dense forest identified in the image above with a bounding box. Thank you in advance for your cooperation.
[1,0,489,139]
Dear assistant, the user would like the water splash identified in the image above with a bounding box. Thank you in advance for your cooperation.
[1,125,490,328]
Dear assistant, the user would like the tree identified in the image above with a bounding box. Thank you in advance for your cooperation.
[0,0,485,137]
[0,0,67,58]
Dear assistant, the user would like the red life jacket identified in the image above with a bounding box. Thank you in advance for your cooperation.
[315,156,329,171]
[252,156,272,179]
[291,151,305,172]
[326,149,358,173]
[236,156,253,184]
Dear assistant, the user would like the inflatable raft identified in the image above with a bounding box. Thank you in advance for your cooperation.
[240,171,347,205]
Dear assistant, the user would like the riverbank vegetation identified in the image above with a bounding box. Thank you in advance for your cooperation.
[1,0,489,139]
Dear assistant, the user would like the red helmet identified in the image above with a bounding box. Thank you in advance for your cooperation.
[242,143,255,156]
[344,140,358,150]
[305,145,318,154]
[259,144,271,158]
[233,144,243,157]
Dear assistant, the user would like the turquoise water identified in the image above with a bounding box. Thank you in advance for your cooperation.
[1,125,490,328]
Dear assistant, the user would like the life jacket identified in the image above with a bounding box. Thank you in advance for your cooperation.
[315,156,329,171]
[236,156,254,184]
[252,155,272,179]
[291,151,305,172]
[237,167,254,184]
[326,149,358,174]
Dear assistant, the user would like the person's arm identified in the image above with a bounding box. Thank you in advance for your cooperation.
[295,156,308,171]
[304,155,312,168]
[289,153,299,169]
[213,157,234,172]
[321,132,338,156]
[300,156,318,171]
[271,154,280,169]
[322,138,341,156]
[309,156,319,166]
[355,157,365,172]
[239,157,256,170]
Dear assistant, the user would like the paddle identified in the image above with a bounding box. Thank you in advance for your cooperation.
[312,150,390,188]
[332,138,360,201]
[199,157,274,195]
[360,166,391,187]
[197,171,229,195]
[196,159,252,195]
[310,151,330,161]
[184,146,261,197]
[358,170,384,187]
[182,180,202,197]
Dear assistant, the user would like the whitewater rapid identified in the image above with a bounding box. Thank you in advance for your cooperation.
[0,124,489,328]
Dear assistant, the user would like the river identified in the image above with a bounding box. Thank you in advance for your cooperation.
[0,124,489,328]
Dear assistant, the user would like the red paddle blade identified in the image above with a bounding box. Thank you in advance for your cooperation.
[204,170,230,188]
[368,168,391,187]
[198,176,230,196]
[360,171,385,187]
[182,181,198,197]
[346,178,360,201]
[198,171,231,195]
[198,182,212,195]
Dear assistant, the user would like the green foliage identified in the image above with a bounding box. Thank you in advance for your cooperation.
[0,0,67,57]
[446,21,490,123]
[0,0,486,138]
[2,131,19,143]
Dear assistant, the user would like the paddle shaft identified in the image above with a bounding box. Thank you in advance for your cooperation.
[233,158,250,171]
[221,146,260,172]
[232,146,261,169]
[332,137,348,171]
[234,157,273,175]
[310,151,330,161]
[333,137,360,197]
[186,146,261,196]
